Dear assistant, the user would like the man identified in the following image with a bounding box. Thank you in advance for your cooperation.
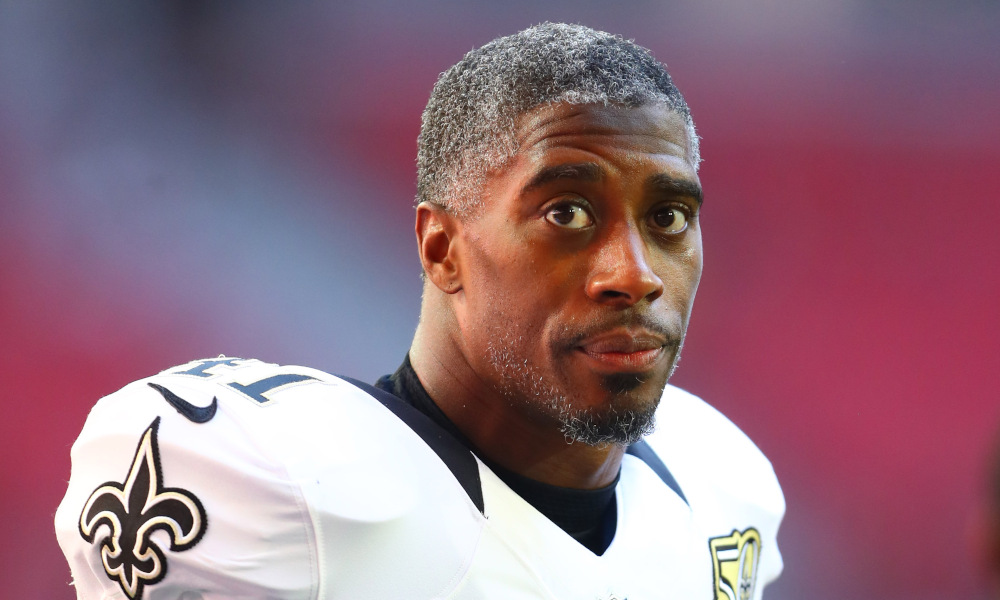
[56,23,784,599]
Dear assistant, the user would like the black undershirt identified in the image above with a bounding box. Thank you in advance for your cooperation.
[375,356,618,555]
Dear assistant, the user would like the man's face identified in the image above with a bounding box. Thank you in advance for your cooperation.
[452,102,703,446]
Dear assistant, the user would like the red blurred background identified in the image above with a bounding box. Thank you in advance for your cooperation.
[2,2,997,598]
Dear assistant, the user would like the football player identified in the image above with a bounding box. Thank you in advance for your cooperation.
[56,23,784,599]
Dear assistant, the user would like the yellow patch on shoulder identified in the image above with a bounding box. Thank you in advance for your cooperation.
[709,527,761,600]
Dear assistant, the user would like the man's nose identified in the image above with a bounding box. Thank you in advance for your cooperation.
[585,225,664,306]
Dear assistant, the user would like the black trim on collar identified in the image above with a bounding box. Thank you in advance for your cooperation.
[339,376,485,514]
[625,440,688,506]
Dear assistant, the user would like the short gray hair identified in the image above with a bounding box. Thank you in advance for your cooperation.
[417,22,699,215]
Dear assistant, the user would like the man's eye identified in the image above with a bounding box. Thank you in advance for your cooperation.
[650,205,688,234]
[545,203,593,229]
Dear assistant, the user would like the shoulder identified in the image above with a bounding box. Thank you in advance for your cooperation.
[647,383,783,510]
[644,384,786,590]
[65,357,403,486]
[55,357,484,599]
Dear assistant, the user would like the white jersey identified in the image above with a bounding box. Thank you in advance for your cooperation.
[55,357,784,599]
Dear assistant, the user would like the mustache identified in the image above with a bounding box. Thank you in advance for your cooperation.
[555,310,682,352]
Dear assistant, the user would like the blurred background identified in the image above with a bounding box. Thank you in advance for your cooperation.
[1,1,997,597]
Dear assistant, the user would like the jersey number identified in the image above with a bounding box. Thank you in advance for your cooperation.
[173,358,318,405]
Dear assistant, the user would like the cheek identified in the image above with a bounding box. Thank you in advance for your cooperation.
[462,253,570,360]
[683,245,704,292]
[466,235,569,305]
[464,249,522,309]
[675,230,704,284]
[655,243,703,315]
[460,243,541,336]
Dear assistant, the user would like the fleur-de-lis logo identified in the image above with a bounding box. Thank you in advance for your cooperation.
[78,418,207,599]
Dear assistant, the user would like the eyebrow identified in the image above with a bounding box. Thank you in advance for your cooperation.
[521,162,703,205]
[521,162,604,193]
[648,173,703,206]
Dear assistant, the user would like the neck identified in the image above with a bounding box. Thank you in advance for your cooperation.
[410,301,624,490]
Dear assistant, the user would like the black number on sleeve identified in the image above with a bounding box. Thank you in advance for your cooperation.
[173,358,247,378]
[227,374,318,405]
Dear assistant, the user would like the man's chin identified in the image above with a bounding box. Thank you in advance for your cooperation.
[558,401,658,447]
[600,372,648,395]
[559,386,660,446]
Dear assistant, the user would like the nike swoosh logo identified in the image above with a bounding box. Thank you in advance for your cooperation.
[148,382,218,424]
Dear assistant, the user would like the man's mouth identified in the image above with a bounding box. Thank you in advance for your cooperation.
[576,330,668,371]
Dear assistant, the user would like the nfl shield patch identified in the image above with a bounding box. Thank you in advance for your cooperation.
[709,527,761,600]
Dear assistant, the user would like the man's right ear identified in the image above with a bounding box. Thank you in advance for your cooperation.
[415,202,463,294]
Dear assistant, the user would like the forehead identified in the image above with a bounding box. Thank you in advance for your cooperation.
[513,102,694,170]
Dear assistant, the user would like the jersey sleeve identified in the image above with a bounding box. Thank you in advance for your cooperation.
[54,357,486,600]
[54,358,330,599]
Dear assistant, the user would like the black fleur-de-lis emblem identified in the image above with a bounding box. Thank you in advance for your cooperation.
[78,418,207,599]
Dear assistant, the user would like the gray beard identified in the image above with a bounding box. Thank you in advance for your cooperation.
[487,337,679,447]
[555,399,658,447]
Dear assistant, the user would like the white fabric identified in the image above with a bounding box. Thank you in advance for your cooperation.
[55,357,784,599]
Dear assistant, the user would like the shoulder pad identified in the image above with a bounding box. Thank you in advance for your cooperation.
[55,357,484,599]
[646,384,785,590]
